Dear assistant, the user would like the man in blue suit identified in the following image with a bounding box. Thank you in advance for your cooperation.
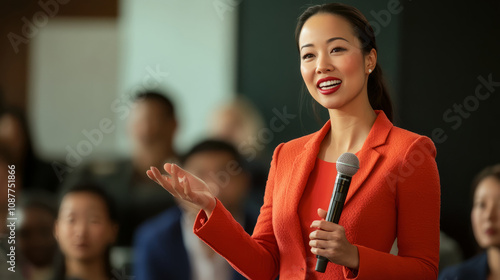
[133,140,259,280]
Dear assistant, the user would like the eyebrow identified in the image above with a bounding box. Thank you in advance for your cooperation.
[300,37,349,50]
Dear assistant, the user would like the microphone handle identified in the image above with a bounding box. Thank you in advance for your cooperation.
[315,174,352,273]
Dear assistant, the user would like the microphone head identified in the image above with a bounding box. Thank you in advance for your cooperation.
[336,152,360,177]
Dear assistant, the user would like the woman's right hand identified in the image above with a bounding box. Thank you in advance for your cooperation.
[146,163,217,216]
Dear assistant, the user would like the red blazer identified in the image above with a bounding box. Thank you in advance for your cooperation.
[194,111,440,279]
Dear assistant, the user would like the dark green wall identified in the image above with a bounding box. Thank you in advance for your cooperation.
[398,0,500,258]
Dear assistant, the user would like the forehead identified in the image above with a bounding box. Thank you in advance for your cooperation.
[132,100,170,116]
[59,192,107,214]
[475,176,500,198]
[299,13,357,45]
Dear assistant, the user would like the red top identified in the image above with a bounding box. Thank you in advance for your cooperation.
[299,158,337,278]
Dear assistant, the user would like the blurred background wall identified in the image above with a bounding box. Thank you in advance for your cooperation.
[1,0,499,261]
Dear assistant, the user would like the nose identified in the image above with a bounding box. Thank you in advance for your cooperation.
[486,203,499,222]
[316,53,334,74]
[74,221,88,238]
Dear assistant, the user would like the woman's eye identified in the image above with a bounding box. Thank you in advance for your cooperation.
[331,47,346,53]
[302,53,314,60]
[474,201,486,209]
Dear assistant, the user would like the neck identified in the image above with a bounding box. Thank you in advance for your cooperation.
[488,247,500,279]
[325,86,376,151]
[323,102,376,160]
[65,257,109,280]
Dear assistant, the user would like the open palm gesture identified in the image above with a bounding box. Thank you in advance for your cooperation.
[146,163,217,215]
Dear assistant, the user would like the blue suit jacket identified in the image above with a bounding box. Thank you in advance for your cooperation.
[439,252,488,280]
[133,206,257,280]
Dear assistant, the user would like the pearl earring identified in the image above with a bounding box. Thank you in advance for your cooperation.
[368,69,372,73]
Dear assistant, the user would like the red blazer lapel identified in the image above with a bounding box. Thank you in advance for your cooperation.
[283,121,331,259]
[345,111,393,205]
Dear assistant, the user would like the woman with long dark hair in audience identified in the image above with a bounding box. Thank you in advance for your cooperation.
[147,3,440,279]
[439,165,500,280]
[53,184,118,280]
[0,107,60,193]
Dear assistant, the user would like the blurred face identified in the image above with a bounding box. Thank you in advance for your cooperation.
[471,176,500,248]
[18,207,57,267]
[299,13,374,110]
[128,100,176,149]
[211,108,247,146]
[183,151,249,213]
[55,192,117,262]
[0,114,26,161]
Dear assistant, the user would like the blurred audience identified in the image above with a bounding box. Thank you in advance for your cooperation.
[53,184,118,280]
[439,164,500,280]
[18,195,58,280]
[0,107,60,193]
[209,96,265,153]
[61,91,177,246]
[133,139,258,280]
[209,96,269,211]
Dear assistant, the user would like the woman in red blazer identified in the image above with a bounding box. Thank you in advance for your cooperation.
[148,3,440,279]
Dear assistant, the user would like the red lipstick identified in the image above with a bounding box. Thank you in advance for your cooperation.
[316,77,342,95]
[485,228,498,236]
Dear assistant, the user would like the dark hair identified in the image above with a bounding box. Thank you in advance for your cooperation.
[295,3,393,122]
[58,183,118,222]
[54,183,118,280]
[134,91,176,119]
[0,107,37,172]
[471,164,500,200]
[181,139,245,169]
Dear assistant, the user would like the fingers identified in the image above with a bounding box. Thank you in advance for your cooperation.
[169,164,186,199]
[310,219,342,232]
[146,169,157,183]
[317,208,327,219]
[149,166,177,197]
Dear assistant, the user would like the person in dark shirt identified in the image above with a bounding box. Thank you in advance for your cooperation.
[134,139,258,280]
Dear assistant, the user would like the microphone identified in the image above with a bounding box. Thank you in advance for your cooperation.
[315,152,360,273]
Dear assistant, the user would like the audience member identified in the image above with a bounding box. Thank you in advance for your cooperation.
[0,107,60,193]
[61,91,177,246]
[209,96,269,211]
[134,139,258,280]
[439,164,500,279]
[53,184,118,280]
[18,195,58,280]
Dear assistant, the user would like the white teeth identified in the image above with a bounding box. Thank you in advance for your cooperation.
[319,80,341,88]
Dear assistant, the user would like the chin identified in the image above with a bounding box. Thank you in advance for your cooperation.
[479,239,500,249]
[316,100,347,110]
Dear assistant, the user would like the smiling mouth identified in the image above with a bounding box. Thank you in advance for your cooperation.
[318,79,342,90]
